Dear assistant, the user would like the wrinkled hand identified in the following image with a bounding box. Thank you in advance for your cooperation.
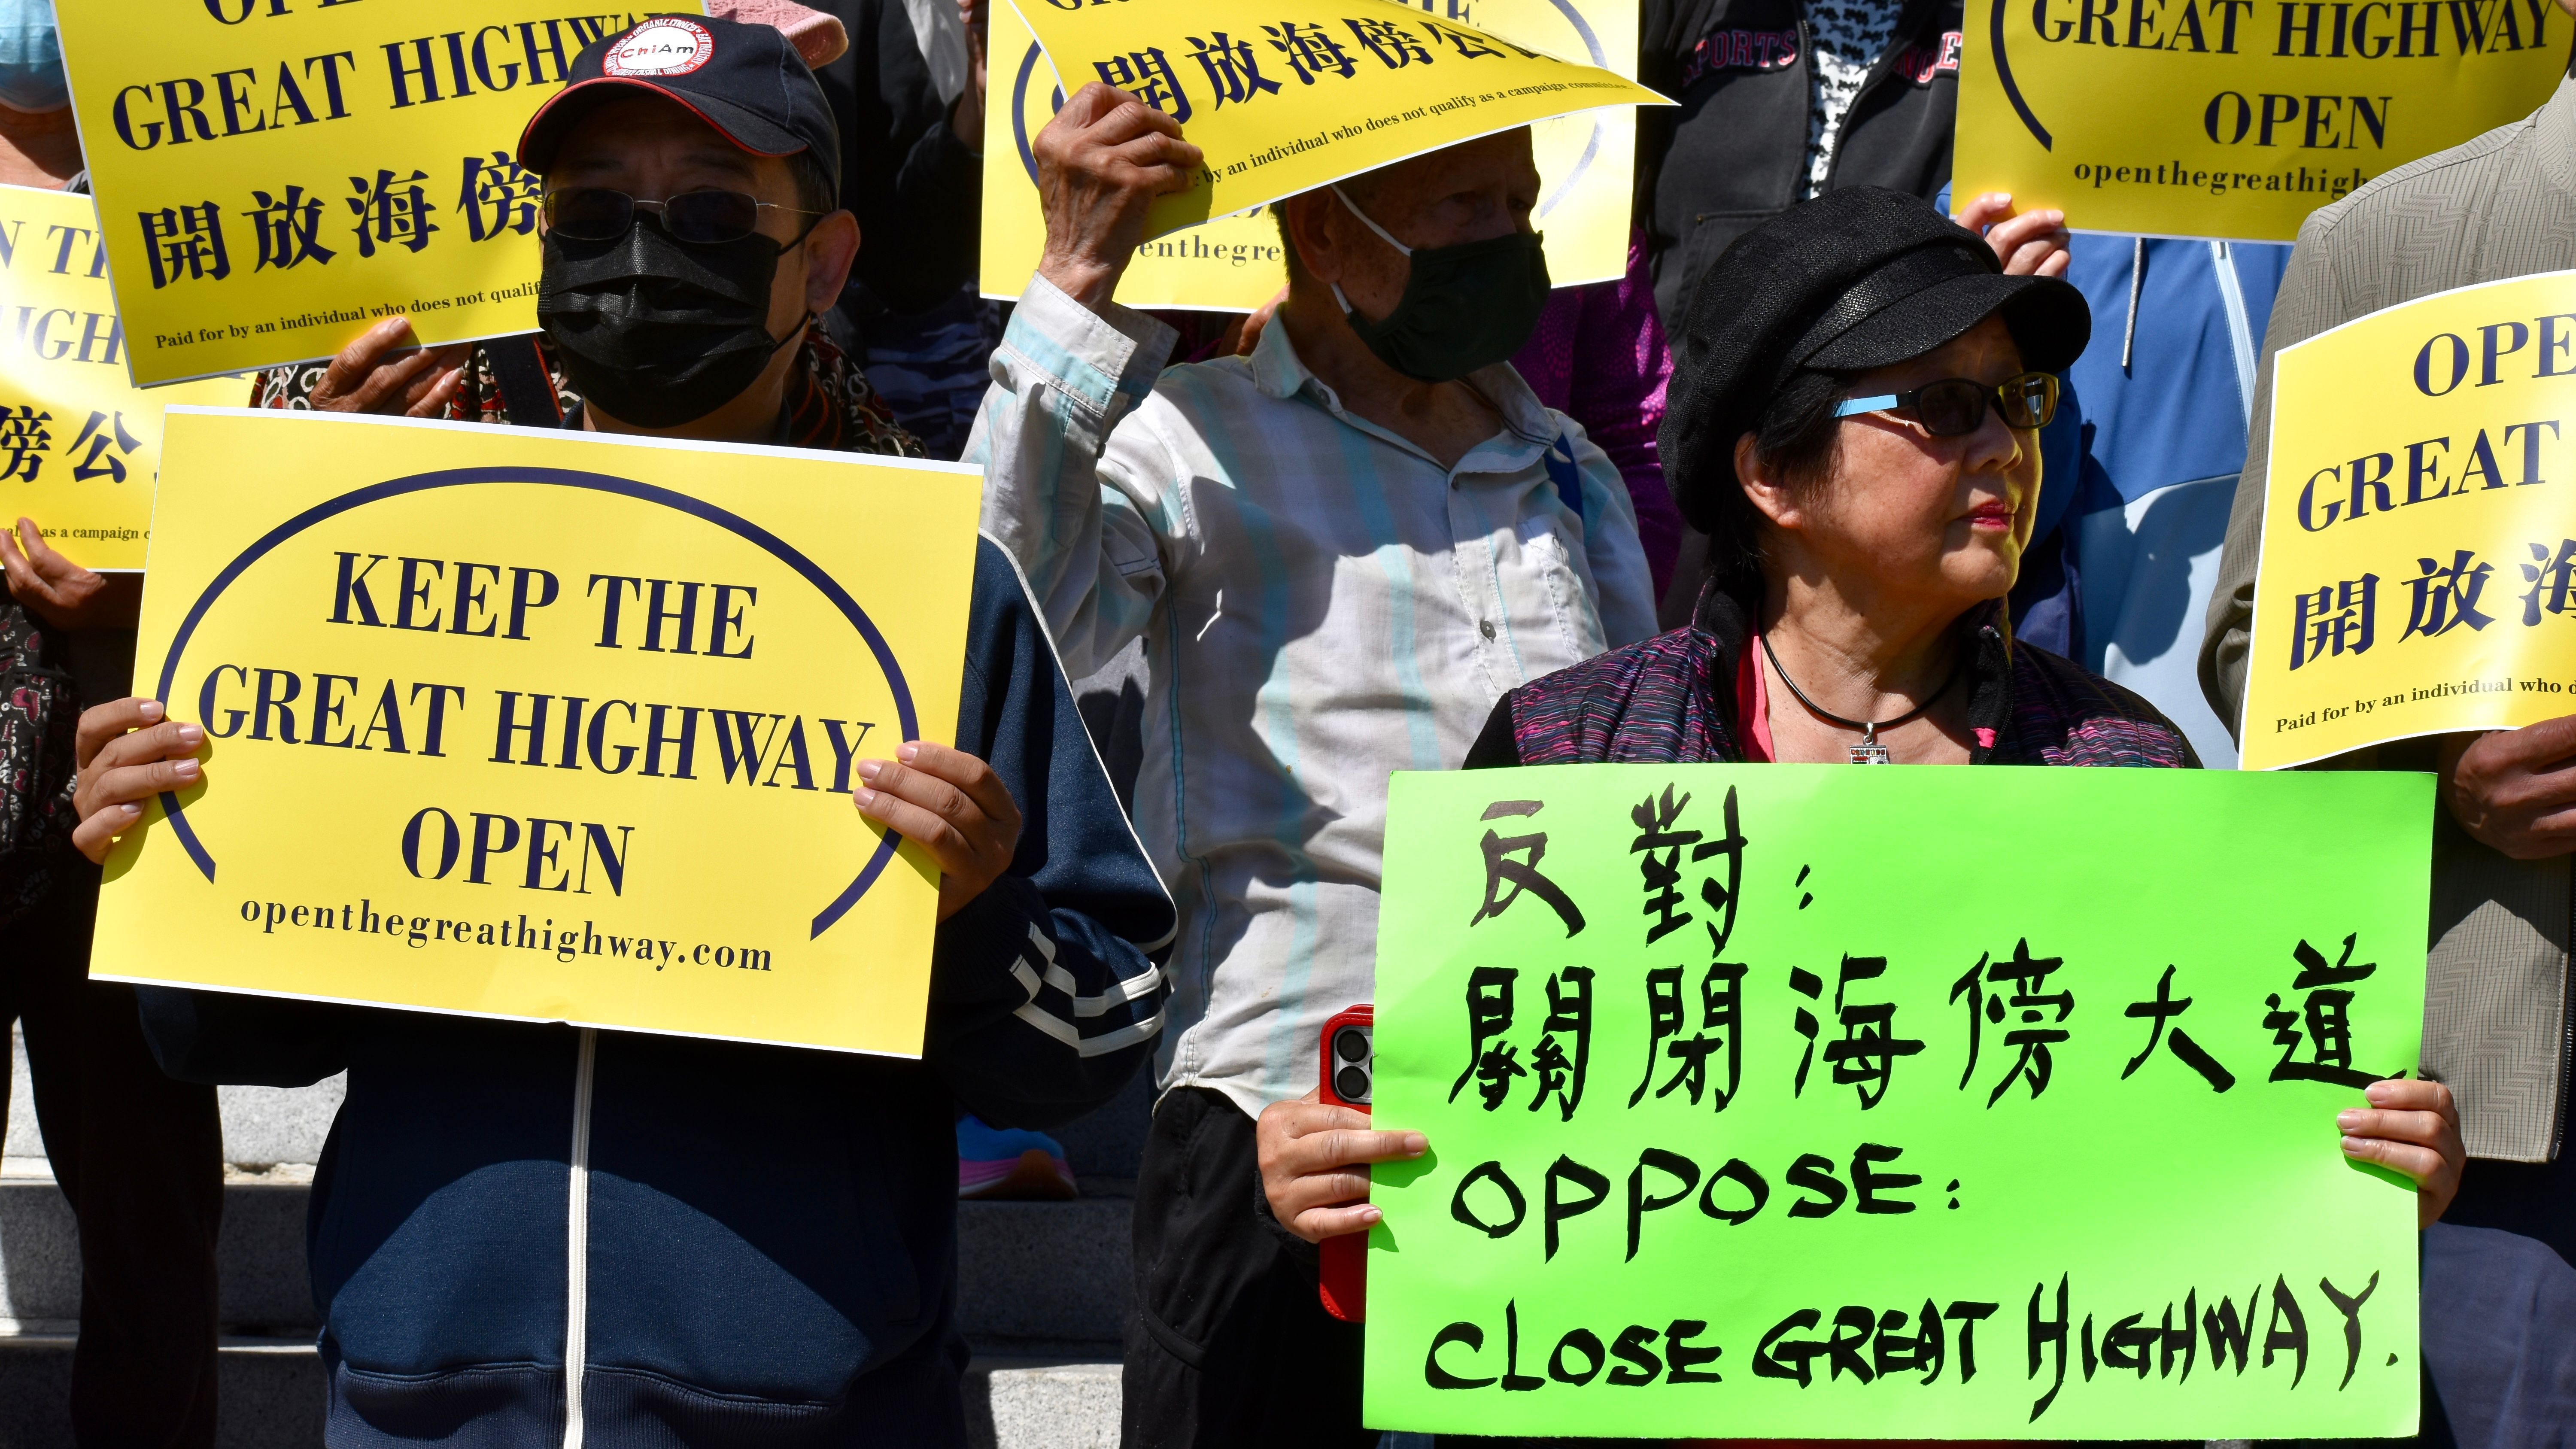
[2338,1078,2463,1229]
[1033,82,1202,309]
[70,698,205,863]
[1257,1089,1428,1243]
[2441,721,2576,859]
[308,316,473,417]
[855,741,1023,920]
[0,516,131,630]
[1956,192,2070,278]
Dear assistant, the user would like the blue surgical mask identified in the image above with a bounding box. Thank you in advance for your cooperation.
[0,0,67,115]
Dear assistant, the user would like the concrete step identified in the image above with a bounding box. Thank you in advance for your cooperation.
[0,1332,325,1449]
[966,1358,1123,1449]
[0,1334,1117,1449]
[0,1178,317,1335]
[957,1195,1132,1349]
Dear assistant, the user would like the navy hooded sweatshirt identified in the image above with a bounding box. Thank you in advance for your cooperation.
[138,538,1175,1448]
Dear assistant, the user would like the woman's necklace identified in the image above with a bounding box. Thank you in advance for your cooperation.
[1759,632,1964,765]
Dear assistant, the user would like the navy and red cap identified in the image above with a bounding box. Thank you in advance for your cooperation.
[516,15,840,207]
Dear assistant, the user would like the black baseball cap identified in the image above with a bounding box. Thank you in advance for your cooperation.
[517,14,840,205]
[1660,186,2088,531]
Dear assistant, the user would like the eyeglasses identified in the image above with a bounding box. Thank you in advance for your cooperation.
[541,188,823,245]
[1833,371,2060,437]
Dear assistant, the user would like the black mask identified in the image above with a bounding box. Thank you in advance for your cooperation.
[537,219,790,428]
[1331,185,1550,383]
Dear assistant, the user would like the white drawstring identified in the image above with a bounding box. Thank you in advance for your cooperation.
[2121,235,2144,372]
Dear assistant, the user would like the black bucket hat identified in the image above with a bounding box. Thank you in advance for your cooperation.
[517,15,840,205]
[1659,186,2090,532]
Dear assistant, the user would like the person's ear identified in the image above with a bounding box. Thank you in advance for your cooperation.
[1281,191,1345,289]
[1735,432,1803,530]
[800,210,862,316]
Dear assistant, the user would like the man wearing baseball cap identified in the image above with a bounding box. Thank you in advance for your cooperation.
[74,15,1176,1445]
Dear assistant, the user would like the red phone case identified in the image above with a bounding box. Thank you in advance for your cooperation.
[1317,1005,1373,1323]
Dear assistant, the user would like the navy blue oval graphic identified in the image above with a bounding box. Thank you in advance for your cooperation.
[149,466,917,942]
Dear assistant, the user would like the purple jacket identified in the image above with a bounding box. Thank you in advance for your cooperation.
[1466,586,2199,769]
[1511,231,1683,600]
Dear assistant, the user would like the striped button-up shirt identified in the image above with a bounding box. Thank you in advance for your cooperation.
[969,276,1658,1116]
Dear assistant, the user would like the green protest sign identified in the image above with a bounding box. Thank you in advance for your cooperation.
[1366,765,2432,1440]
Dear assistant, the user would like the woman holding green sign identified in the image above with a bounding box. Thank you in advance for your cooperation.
[1262,187,2463,1276]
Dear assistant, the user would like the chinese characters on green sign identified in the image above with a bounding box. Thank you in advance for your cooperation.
[1366,766,2430,1440]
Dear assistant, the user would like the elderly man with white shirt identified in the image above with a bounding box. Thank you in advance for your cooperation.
[968,82,1657,1448]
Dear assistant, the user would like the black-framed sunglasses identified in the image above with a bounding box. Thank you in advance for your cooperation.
[541,187,823,245]
[1833,371,2059,437]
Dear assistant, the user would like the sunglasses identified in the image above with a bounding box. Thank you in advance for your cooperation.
[541,188,823,245]
[1833,371,2060,437]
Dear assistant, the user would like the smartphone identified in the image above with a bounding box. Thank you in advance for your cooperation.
[1317,1004,1373,1323]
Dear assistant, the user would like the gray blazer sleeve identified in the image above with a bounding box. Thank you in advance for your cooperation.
[2197,211,2354,743]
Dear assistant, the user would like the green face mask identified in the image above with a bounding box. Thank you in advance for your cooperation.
[1328,185,1551,384]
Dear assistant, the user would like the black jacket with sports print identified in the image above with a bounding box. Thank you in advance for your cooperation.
[1638,0,1965,333]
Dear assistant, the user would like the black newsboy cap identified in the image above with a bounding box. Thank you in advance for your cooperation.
[1658,186,2090,532]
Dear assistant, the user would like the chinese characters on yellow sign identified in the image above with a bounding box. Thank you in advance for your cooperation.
[55,3,704,386]
[981,0,1643,309]
[93,408,981,1056]
[1003,0,1665,249]
[1954,0,2564,241]
[0,184,242,570]
[2242,271,2576,768]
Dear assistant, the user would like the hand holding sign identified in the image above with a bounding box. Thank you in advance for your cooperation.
[1955,192,2070,279]
[70,696,202,864]
[1034,82,1206,308]
[2436,717,2576,860]
[853,741,1025,922]
[1258,1088,1428,1242]
[307,317,474,419]
[2334,1077,2462,1229]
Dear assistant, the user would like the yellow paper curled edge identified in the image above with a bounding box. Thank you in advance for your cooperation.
[1007,0,1667,244]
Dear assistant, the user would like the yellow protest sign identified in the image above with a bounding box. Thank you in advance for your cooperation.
[91,407,980,1057]
[55,3,704,388]
[1004,0,1666,252]
[979,0,1642,309]
[2241,271,2576,769]
[0,184,240,570]
[1953,0,2564,242]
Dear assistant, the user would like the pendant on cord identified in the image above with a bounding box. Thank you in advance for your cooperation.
[1847,723,1892,766]
[1757,634,1960,767]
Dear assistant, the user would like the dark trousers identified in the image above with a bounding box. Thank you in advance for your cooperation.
[1123,1086,1374,1449]
[2417,1221,2576,1447]
[4,863,225,1449]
